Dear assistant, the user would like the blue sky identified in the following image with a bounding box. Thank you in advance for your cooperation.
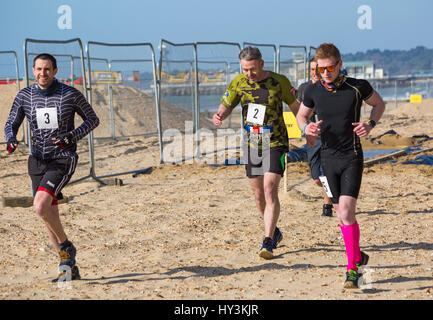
[1,0,432,56]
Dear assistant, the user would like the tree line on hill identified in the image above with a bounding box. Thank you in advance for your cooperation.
[341,46,433,76]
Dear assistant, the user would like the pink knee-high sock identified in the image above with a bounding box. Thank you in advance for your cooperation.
[340,222,362,271]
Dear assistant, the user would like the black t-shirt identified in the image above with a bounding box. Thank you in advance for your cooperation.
[303,77,373,155]
[297,80,317,123]
[297,80,312,103]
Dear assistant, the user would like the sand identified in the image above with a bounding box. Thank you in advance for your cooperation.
[0,84,432,300]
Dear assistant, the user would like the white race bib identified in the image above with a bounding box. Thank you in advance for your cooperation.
[246,103,266,125]
[36,107,58,130]
[319,175,333,198]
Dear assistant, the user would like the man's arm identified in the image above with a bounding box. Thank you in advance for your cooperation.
[71,91,100,141]
[288,99,300,117]
[4,95,25,152]
[296,103,314,132]
[352,90,386,138]
[213,103,233,127]
[365,90,386,123]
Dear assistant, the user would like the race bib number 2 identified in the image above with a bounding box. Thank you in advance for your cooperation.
[36,107,58,129]
[246,103,266,125]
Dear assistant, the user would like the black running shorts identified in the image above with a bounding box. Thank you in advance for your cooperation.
[245,146,287,178]
[28,155,77,200]
[320,150,364,204]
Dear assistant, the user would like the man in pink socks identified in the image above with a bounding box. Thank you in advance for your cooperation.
[296,43,385,288]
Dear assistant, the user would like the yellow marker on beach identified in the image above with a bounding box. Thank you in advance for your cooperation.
[410,94,422,104]
[283,111,301,138]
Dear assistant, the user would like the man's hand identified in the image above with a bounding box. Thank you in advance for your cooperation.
[6,137,18,153]
[213,113,223,127]
[305,120,323,136]
[52,132,74,149]
[352,122,372,138]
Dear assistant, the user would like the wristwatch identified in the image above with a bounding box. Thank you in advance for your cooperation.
[367,119,376,128]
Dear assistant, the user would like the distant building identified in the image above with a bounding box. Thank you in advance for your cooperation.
[343,61,384,79]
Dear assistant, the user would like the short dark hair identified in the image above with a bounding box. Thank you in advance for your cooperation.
[33,53,57,70]
[239,46,262,61]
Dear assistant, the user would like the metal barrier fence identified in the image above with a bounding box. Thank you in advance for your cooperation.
[0,51,23,143]
[362,77,433,115]
[308,46,317,81]
[195,42,242,163]
[158,39,197,163]
[158,40,244,164]
[277,45,307,88]
[86,41,161,177]
[15,38,431,178]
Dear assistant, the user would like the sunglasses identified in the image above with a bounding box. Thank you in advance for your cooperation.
[317,61,339,73]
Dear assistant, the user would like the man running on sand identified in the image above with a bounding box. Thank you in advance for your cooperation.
[296,43,385,288]
[4,53,99,282]
[213,47,299,259]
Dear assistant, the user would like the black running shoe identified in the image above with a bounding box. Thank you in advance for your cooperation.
[344,269,360,289]
[259,237,274,260]
[272,227,283,249]
[322,204,333,217]
[357,251,369,269]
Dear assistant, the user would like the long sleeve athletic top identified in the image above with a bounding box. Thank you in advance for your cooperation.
[4,79,99,160]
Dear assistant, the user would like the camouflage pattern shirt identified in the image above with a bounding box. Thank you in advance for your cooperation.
[221,71,296,149]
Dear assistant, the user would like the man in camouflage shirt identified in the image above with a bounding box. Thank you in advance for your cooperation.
[213,47,299,259]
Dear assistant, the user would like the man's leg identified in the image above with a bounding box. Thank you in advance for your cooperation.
[334,195,364,289]
[333,195,357,226]
[249,175,265,219]
[313,179,332,205]
[262,172,281,239]
[33,191,67,247]
[256,172,282,259]
[314,178,333,216]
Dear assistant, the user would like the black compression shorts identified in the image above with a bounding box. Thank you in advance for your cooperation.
[28,155,77,200]
[320,150,364,204]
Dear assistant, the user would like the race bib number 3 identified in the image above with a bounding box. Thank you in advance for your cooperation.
[36,107,58,129]
[246,103,266,125]
[319,175,334,198]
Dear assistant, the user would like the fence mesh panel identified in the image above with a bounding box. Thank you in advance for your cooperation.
[0,51,22,143]
[86,42,159,177]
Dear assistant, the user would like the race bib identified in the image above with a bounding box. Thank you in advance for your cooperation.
[36,107,58,130]
[246,103,266,125]
[319,175,333,198]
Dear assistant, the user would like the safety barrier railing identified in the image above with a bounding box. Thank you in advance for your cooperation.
[86,41,161,175]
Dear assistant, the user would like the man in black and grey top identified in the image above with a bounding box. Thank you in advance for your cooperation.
[297,58,333,217]
[4,53,99,282]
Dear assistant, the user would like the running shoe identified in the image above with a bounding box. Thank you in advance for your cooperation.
[272,227,283,249]
[344,269,360,289]
[59,242,77,267]
[322,204,333,217]
[52,265,81,283]
[357,251,369,269]
[259,237,274,260]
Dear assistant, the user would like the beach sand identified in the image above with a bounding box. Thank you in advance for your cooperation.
[0,84,432,300]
